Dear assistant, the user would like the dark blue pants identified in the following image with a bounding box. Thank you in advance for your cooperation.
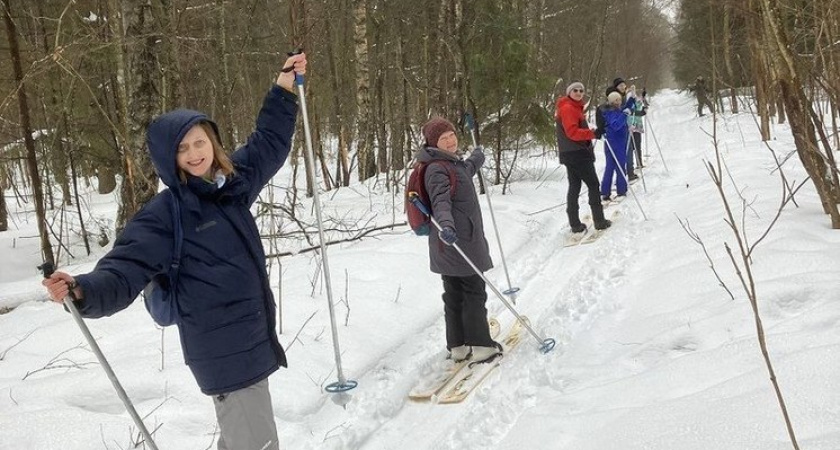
[602,138,627,197]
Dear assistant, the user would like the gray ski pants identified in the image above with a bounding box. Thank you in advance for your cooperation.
[213,378,279,450]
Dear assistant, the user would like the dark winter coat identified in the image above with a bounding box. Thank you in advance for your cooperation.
[694,78,708,100]
[416,146,493,277]
[73,85,298,395]
[556,96,596,165]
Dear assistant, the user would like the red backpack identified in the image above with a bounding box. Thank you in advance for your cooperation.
[405,160,457,236]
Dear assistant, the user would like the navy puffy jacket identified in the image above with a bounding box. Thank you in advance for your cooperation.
[74,85,297,395]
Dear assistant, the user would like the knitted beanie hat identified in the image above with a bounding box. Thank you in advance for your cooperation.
[422,117,457,147]
[566,81,585,96]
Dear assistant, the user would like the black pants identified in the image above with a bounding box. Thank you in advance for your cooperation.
[564,160,605,227]
[441,274,495,349]
[631,132,643,170]
[697,98,714,116]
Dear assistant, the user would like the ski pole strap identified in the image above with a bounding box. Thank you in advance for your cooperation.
[407,192,430,216]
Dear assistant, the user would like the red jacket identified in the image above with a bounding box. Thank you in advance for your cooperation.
[556,96,595,143]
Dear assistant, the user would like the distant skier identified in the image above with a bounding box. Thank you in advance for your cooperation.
[414,117,502,364]
[595,79,617,140]
[555,81,611,233]
[595,77,633,140]
[691,76,715,117]
[625,84,646,180]
[600,91,631,201]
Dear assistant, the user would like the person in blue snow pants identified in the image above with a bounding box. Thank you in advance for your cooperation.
[600,91,631,200]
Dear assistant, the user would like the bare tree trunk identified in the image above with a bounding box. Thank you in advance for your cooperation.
[289,0,314,196]
[2,0,54,262]
[69,151,91,255]
[155,0,181,110]
[214,0,235,148]
[354,0,376,180]
[376,68,388,175]
[746,11,772,141]
[104,0,131,216]
[34,3,72,207]
[435,0,449,112]
[325,17,351,186]
[0,173,7,231]
[310,94,333,191]
[776,95,786,124]
[98,164,118,194]
[399,35,414,168]
[722,4,739,114]
[116,0,163,232]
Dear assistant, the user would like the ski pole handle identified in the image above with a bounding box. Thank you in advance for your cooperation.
[463,112,479,148]
[464,113,475,132]
[280,48,305,85]
[281,48,304,72]
[407,192,431,216]
[39,261,56,278]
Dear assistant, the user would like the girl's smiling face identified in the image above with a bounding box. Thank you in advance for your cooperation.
[177,125,215,179]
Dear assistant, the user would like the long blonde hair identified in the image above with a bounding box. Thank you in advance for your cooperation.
[178,121,236,183]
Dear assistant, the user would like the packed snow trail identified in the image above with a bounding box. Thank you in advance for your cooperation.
[284,120,659,448]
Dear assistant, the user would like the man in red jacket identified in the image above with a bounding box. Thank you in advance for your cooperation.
[556,82,611,233]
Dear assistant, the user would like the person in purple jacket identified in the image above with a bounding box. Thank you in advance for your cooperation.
[42,53,307,450]
[600,91,631,201]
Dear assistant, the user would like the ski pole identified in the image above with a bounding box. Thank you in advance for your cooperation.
[407,193,555,354]
[603,138,648,221]
[291,51,357,399]
[644,116,670,174]
[38,262,159,450]
[462,113,520,303]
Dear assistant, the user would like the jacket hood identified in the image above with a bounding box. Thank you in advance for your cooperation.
[146,109,221,190]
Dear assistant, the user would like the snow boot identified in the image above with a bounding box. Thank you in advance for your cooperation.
[591,203,607,224]
[470,342,503,365]
[449,345,471,362]
[570,223,587,233]
[594,219,612,230]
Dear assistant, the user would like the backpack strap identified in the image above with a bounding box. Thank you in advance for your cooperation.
[168,190,183,281]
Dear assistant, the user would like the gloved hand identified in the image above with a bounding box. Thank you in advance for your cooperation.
[439,226,458,246]
[472,146,484,156]
[622,108,631,115]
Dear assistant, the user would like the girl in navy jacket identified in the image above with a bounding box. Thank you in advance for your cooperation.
[42,53,307,450]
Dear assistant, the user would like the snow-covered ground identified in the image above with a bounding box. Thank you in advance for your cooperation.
[1,90,838,449]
